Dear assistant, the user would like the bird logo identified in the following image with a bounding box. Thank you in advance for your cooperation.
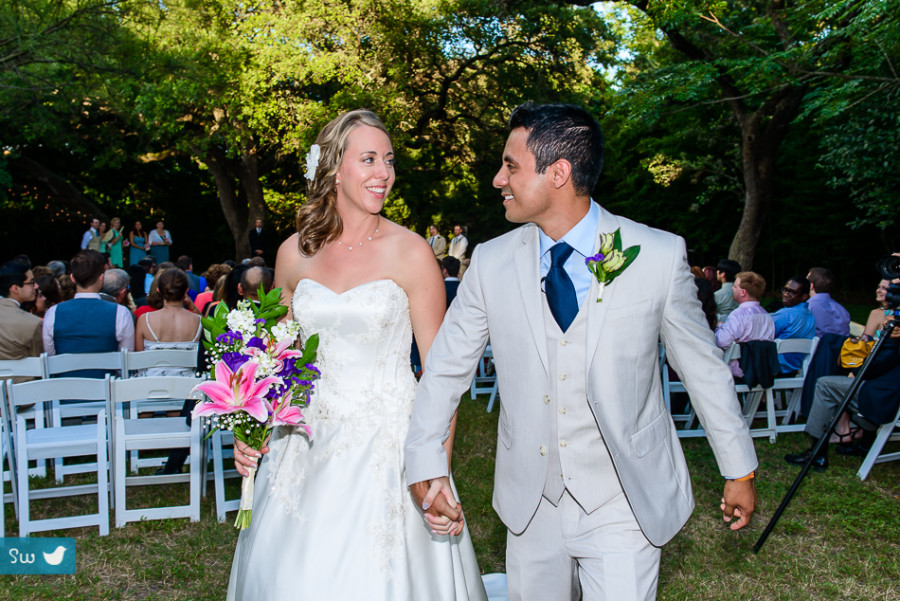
[42,546,67,566]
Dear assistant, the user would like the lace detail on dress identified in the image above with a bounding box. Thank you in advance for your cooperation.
[265,279,417,570]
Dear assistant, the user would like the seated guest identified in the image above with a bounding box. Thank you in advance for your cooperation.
[771,275,816,374]
[714,258,741,322]
[42,250,135,372]
[786,317,900,469]
[237,265,273,302]
[194,263,231,314]
[806,267,851,337]
[0,260,44,381]
[715,271,775,378]
[100,268,132,310]
[693,277,718,331]
[27,274,62,319]
[175,255,206,300]
[441,256,461,308]
[863,279,893,340]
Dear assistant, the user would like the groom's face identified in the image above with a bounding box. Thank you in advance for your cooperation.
[493,127,552,225]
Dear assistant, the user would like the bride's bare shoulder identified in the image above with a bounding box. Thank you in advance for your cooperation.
[275,233,308,289]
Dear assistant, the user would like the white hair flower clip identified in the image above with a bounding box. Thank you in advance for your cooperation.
[304,144,321,181]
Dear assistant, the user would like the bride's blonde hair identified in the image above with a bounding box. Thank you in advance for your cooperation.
[296,109,391,256]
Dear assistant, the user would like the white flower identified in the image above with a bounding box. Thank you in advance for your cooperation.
[272,320,301,345]
[305,144,321,181]
[226,306,258,338]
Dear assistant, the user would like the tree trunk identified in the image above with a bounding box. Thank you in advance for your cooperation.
[204,147,265,261]
[728,135,775,270]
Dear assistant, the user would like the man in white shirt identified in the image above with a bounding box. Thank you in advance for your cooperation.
[80,218,100,250]
[43,250,134,363]
[448,224,468,260]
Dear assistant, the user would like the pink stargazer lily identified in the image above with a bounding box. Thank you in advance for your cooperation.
[245,338,303,373]
[267,395,312,437]
[192,361,282,423]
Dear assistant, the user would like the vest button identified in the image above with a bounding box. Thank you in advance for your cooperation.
[539,445,547,456]
[544,395,550,404]
[559,374,567,381]
[560,339,568,346]
[559,407,567,415]
[560,439,568,448]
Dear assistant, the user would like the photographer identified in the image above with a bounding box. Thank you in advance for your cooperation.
[785,255,900,470]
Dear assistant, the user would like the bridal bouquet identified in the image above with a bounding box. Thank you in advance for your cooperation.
[191,288,319,529]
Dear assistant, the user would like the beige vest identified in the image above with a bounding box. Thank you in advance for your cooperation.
[541,298,620,513]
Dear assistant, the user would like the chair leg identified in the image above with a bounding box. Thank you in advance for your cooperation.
[189,426,201,522]
[857,422,897,480]
[16,427,29,537]
[96,417,110,536]
[114,417,127,528]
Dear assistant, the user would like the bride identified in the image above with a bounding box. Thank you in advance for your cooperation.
[227,110,487,600]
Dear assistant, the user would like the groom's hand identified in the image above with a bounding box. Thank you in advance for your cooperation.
[721,478,757,531]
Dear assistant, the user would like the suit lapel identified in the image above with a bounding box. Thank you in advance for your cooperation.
[513,225,550,376]
[585,206,622,373]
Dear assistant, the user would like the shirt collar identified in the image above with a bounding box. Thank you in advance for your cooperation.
[74,292,102,300]
[538,200,600,260]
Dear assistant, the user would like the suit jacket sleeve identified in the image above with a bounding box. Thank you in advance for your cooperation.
[405,244,490,484]
[659,238,758,478]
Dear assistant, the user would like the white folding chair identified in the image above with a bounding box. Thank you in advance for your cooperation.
[0,357,49,479]
[772,337,819,433]
[3,378,110,536]
[726,344,778,443]
[122,349,199,471]
[45,352,123,483]
[470,345,499,412]
[857,403,900,481]
[107,376,204,527]
[211,429,240,522]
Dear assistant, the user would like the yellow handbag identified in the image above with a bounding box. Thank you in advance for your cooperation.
[839,337,875,369]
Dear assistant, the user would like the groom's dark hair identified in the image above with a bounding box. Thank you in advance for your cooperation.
[508,102,604,197]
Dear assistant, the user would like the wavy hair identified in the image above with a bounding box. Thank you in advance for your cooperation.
[296,109,390,256]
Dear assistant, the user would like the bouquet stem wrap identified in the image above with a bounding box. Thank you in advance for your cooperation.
[235,466,257,530]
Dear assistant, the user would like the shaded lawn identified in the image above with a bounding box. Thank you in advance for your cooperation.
[1,395,897,600]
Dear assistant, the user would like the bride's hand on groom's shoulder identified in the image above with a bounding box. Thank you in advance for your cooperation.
[234,437,271,477]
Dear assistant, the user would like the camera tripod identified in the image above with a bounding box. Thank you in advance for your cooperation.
[753,318,897,553]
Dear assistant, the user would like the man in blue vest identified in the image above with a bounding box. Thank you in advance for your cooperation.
[42,249,134,376]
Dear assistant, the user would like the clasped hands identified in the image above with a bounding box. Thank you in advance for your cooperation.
[409,477,465,537]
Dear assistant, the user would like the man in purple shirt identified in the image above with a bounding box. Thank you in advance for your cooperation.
[806,267,850,337]
[715,271,775,377]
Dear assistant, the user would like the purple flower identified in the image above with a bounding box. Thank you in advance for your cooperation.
[585,253,605,264]
[217,331,243,345]
[247,336,266,351]
[222,351,251,373]
[255,318,266,325]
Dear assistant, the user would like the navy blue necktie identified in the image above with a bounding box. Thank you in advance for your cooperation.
[545,242,578,331]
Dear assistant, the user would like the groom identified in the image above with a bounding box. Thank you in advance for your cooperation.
[405,103,758,601]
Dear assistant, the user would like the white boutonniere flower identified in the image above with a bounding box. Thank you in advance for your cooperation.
[585,229,640,302]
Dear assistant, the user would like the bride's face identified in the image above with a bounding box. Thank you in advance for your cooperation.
[334,125,395,214]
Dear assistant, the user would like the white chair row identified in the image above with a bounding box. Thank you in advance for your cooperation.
[0,374,209,537]
[662,338,819,443]
[0,348,201,381]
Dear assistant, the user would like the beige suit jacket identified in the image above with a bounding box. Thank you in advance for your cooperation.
[406,205,757,546]
[0,297,44,381]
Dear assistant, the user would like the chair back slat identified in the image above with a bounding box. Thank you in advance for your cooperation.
[122,349,198,376]
[46,352,124,378]
[0,356,47,380]
[109,376,203,404]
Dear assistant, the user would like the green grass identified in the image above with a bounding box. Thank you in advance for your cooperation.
[1,397,898,600]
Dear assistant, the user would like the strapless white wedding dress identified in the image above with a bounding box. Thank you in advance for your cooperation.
[227,279,487,600]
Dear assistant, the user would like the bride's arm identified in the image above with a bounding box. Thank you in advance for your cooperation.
[274,234,303,322]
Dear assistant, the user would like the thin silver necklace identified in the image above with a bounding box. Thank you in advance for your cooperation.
[336,215,380,251]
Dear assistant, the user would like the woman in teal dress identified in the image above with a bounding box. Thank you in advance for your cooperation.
[129,220,149,266]
[103,217,124,267]
[148,220,172,264]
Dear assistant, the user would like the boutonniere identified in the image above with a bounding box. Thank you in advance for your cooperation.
[585,229,640,302]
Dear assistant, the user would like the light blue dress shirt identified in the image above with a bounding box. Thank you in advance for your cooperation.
[539,201,600,310]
